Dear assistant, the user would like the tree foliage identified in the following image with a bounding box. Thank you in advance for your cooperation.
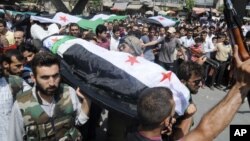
[185,0,195,12]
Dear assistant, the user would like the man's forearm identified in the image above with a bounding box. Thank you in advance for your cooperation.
[184,83,248,141]
[196,83,247,139]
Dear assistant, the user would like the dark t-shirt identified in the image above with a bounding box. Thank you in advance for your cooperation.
[126,132,162,141]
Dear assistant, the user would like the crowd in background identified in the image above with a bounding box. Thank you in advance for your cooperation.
[1,8,250,141]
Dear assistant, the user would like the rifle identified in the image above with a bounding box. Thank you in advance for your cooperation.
[224,0,250,108]
[187,47,220,68]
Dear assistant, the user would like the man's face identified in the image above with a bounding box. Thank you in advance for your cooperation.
[14,31,24,46]
[185,74,203,94]
[6,56,24,76]
[22,50,35,65]
[34,64,61,96]
[113,31,120,39]
[142,28,148,35]
[159,28,165,36]
[187,32,193,39]
[108,23,113,30]
[99,31,107,39]
[69,26,80,37]
[149,29,155,37]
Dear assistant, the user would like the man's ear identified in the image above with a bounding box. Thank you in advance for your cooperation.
[181,79,186,85]
[2,61,9,69]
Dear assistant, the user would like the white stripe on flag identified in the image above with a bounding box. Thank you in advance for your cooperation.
[55,39,190,116]
[149,16,176,27]
[53,12,82,26]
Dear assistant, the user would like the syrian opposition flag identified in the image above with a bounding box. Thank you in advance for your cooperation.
[90,14,127,21]
[90,14,116,21]
[43,36,190,116]
[31,15,60,24]
[52,12,82,26]
[148,16,176,27]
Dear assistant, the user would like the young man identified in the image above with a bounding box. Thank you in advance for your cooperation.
[19,43,39,86]
[8,52,90,141]
[2,49,25,76]
[129,45,250,141]
[0,19,15,45]
[0,50,31,141]
[14,30,25,48]
[126,87,175,141]
[109,25,121,51]
[95,24,110,50]
[68,23,81,38]
[172,61,204,140]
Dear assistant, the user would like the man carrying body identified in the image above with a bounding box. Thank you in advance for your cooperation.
[0,49,31,141]
[8,52,90,141]
[128,45,250,141]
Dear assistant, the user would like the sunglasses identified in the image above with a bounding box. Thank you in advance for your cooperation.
[190,79,204,86]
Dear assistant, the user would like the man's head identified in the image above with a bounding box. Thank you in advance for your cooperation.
[167,27,176,38]
[177,61,204,94]
[201,31,208,40]
[31,52,61,96]
[14,30,25,46]
[19,43,38,65]
[107,21,113,31]
[142,27,149,36]
[118,36,143,56]
[137,87,175,132]
[69,23,80,37]
[2,49,24,76]
[0,19,7,34]
[112,25,120,39]
[96,24,107,40]
[186,29,193,39]
[159,27,165,36]
[148,27,156,38]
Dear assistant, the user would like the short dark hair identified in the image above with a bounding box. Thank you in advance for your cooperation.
[137,87,174,131]
[3,49,24,64]
[31,52,59,76]
[69,23,79,29]
[112,25,120,33]
[177,61,204,81]
[95,24,107,36]
[19,43,38,54]
[0,19,6,27]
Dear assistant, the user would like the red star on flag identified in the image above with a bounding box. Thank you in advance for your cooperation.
[160,72,172,82]
[60,16,68,22]
[51,37,59,43]
[158,17,165,21]
[125,56,139,66]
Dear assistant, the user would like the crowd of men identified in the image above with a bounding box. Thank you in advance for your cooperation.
[0,9,250,141]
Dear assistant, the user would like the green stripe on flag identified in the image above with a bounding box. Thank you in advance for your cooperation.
[51,36,76,54]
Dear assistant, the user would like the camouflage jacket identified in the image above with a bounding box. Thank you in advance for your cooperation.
[16,84,82,141]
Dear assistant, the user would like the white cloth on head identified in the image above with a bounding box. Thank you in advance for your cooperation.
[30,23,59,41]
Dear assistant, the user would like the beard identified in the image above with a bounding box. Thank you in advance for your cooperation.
[36,82,59,96]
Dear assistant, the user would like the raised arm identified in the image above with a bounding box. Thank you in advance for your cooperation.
[183,46,250,141]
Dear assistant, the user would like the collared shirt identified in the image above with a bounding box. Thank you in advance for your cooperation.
[215,43,232,62]
[180,36,195,48]
[5,31,15,45]
[8,86,89,141]
[110,36,120,51]
[0,77,31,141]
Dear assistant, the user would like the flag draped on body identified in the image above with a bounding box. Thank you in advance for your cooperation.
[43,36,190,116]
